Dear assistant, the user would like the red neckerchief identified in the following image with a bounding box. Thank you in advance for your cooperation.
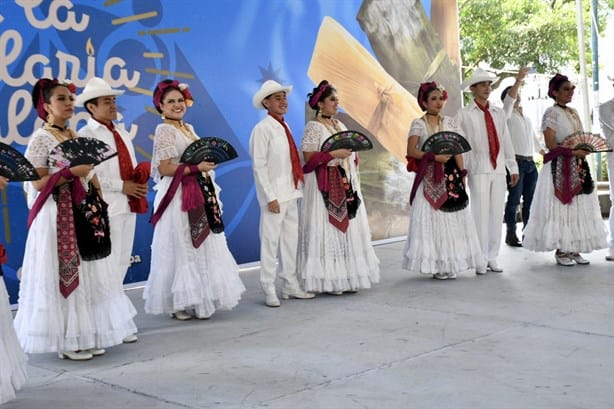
[269,113,304,188]
[474,100,500,169]
[95,119,148,213]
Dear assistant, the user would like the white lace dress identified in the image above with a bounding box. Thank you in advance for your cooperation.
[0,279,26,404]
[298,120,380,292]
[14,129,136,353]
[402,116,486,275]
[523,106,607,252]
[143,123,245,316]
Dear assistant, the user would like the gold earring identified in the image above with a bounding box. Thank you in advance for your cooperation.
[46,113,55,125]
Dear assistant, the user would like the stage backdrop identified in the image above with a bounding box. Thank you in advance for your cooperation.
[0,0,460,303]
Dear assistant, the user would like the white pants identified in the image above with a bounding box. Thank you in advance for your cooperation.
[109,212,136,286]
[608,151,614,251]
[259,199,301,293]
[468,172,507,263]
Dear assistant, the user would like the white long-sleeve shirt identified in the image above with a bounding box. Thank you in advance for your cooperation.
[249,114,302,206]
[78,118,137,217]
[455,100,518,175]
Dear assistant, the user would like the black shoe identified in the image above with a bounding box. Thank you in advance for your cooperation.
[505,232,522,247]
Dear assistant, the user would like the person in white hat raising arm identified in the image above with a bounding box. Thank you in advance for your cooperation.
[249,80,315,307]
[76,77,145,344]
[455,68,519,273]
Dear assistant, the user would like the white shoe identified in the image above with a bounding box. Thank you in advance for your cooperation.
[327,291,343,295]
[432,273,448,280]
[555,252,574,266]
[446,272,457,280]
[265,292,281,307]
[606,250,614,261]
[195,311,213,319]
[123,334,138,343]
[170,310,192,320]
[487,261,503,272]
[568,252,590,265]
[58,350,93,361]
[475,269,487,275]
[88,348,106,356]
[281,289,315,300]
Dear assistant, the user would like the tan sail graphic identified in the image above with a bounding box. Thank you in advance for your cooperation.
[308,16,422,162]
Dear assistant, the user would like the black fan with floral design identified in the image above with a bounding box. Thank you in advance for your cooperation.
[0,142,40,181]
[422,131,472,155]
[48,138,117,168]
[320,130,373,152]
[180,137,238,164]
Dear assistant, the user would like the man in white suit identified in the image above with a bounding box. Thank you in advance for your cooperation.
[77,77,148,343]
[456,68,519,273]
[249,80,315,307]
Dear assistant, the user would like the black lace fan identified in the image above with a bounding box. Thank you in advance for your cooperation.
[180,137,238,164]
[0,142,40,181]
[48,138,117,168]
[561,131,613,152]
[422,131,472,155]
[320,130,373,152]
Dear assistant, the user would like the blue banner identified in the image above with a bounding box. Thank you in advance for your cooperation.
[0,0,444,303]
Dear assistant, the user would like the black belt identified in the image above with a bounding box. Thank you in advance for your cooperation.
[515,155,533,161]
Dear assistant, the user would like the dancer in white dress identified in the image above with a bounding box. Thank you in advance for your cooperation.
[15,78,134,361]
[402,82,486,279]
[144,80,245,320]
[523,73,607,264]
[299,80,379,293]
[0,178,27,404]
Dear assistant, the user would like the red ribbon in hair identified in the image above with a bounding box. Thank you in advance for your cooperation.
[417,81,448,111]
[308,81,330,109]
[33,79,76,120]
[153,80,194,112]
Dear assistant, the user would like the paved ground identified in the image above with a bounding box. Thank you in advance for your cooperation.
[4,233,614,409]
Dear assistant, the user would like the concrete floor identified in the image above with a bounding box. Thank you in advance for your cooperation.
[4,235,614,409]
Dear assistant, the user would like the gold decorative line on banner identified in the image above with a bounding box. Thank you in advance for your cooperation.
[135,146,152,160]
[143,52,164,58]
[145,68,194,79]
[103,0,123,6]
[137,27,189,36]
[130,87,153,96]
[2,189,10,243]
[145,106,159,115]
[112,11,158,25]
[148,134,155,141]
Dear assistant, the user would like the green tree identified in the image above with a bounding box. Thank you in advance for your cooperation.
[459,0,614,75]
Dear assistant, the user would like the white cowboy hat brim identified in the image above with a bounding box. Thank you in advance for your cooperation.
[252,80,292,110]
[461,71,499,91]
[75,77,125,107]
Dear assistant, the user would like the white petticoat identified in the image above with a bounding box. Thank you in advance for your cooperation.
[0,281,27,404]
[144,177,245,316]
[402,184,487,275]
[298,173,380,293]
[14,197,136,353]
[523,162,608,252]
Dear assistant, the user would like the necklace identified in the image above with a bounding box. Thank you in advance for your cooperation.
[321,114,332,119]
[164,118,198,142]
[44,123,76,143]
[316,116,341,133]
[555,104,582,132]
[423,114,442,135]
